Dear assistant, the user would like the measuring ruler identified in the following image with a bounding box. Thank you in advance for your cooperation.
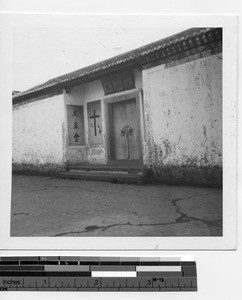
[0,256,197,291]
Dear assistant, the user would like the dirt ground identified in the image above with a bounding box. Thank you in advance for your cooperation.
[11,175,222,237]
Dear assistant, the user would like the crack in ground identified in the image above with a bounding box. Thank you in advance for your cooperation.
[54,191,222,236]
[171,192,222,228]
[13,212,30,216]
[54,220,182,236]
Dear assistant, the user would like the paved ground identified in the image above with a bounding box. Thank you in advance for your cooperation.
[11,175,222,237]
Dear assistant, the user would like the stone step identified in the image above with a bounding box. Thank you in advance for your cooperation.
[67,164,148,173]
[59,170,145,185]
[59,165,154,185]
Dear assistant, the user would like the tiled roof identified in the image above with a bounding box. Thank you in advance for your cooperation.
[13,27,222,102]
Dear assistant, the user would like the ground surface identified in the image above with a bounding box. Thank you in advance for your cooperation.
[11,175,222,237]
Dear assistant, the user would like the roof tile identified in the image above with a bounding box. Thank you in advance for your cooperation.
[13,27,221,101]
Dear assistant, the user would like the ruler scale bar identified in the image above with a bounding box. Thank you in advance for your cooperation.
[0,277,197,287]
[0,257,183,262]
[0,257,197,292]
[137,266,181,272]
[0,272,92,277]
[137,272,183,277]
[92,272,137,277]
[0,266,45,270]
[59,261,78,265]
[0,262,20,265]
[90,266,136,271]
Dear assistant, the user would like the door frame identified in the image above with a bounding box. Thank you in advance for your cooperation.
[103,89,144,164]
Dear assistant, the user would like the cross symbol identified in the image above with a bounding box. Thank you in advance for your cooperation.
[90,110,100,136]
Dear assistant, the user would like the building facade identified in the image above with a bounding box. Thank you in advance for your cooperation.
[12,28,222,187]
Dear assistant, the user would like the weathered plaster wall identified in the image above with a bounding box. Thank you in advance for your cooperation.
[12,94,65,174]
[65,80,106,164]
[143,53,222,187]
[65,69,142,165]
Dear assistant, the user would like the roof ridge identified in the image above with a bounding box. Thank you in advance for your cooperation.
[13,27,221,101]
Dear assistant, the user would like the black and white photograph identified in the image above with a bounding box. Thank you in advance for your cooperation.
[0,14,237,250]
[10,23,223,238]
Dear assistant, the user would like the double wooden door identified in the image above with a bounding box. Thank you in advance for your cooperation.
[109,98,140,161]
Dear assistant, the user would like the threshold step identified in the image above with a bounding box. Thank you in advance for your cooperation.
[58,171,145,185]
[68,169,143,175]
[67,164,148,173]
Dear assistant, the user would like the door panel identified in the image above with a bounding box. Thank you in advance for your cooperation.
[111,99,139,160]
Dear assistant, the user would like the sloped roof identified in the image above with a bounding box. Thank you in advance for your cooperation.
[13,27,222,102]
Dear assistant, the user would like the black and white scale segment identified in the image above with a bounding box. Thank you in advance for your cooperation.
[0,256,197,292]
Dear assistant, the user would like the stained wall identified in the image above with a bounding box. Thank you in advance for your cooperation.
[142,52,222,186]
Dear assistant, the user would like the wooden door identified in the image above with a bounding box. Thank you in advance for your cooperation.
[109,98,140,161]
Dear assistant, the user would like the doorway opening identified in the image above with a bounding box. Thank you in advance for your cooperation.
[108,98,142,165]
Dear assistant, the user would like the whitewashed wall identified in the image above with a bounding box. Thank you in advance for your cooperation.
[13,94,65,172]
[12,69,142,170]
[142,53,222,186]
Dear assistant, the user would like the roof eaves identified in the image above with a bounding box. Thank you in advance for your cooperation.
[13,27,222,102]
